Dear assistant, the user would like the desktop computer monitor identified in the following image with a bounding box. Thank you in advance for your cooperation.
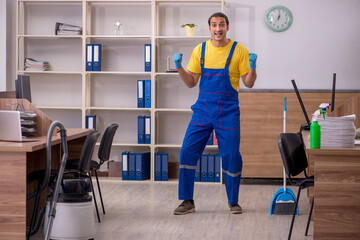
[291,79,311,130]
[15,74,31,102]
[292,74,337,131]
[331,73,336,112]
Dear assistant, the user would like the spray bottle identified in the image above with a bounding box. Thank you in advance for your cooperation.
[310,116,321,149]
[311,103,331,122]
[319,103,331,120]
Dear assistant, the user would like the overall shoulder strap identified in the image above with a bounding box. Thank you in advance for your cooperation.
[200,41,206,68]
[226,41,238,65]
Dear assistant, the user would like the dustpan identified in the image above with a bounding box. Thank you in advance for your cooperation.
[270,97,299,215]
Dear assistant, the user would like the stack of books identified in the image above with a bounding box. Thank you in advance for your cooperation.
[55,22,82,35]
[317,114,356,148]
[24,58,49,71]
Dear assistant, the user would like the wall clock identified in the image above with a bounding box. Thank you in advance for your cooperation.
[265,6,292,32]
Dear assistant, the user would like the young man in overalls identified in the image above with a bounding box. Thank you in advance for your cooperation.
[173,12,257,215]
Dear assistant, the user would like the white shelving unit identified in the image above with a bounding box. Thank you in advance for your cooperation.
[16,0,225,183]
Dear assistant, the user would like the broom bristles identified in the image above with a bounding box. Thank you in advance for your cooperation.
[273,202,296,215]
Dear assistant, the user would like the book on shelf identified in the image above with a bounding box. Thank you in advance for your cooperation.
[86,115,96,130]
[56,29,82,35]
[55,22,82,35]
[197,154,221,182]
[86,44,102,71]
[206,131,213,145]
[24,58,49,71]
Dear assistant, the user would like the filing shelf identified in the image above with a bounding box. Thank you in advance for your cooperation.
[16,0,225,183]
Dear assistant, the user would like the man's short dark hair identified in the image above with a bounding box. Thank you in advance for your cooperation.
[208,12,229,26]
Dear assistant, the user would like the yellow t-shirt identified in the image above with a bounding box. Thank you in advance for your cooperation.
[187,39,250,91]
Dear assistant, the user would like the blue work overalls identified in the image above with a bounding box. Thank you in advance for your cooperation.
[179,41,243,206]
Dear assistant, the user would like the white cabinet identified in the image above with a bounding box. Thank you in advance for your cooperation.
[17,0,224,183]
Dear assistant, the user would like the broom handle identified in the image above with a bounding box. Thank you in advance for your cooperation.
[283,97,287,191]
[283,168,286,191]
[283,104,286,133]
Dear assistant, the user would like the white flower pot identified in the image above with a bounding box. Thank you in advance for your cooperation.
[185,26,195,36]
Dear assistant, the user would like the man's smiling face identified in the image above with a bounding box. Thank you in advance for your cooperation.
[209,17,229,42]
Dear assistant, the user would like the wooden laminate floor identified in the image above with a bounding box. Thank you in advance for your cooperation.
[33,178,313,240]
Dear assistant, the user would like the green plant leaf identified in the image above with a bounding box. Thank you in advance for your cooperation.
[181,24,196,28]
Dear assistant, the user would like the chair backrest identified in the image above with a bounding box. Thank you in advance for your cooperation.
[278,133,308,177]
[79,131,100,172]
[98,123,119,163]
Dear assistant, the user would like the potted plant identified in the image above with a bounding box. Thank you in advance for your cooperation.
[181,24,196,36]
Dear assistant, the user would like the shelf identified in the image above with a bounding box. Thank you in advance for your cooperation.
[17,0,225,182]
[97,142,151,147]
[36,106,82,110]
[155,35,210,39]
[87,71,151,75]
[87,0,151,3]
[155,144,182,148]
[155,108,191,112]
[88,107,151,111]
[155,72,178,76]
[205,145,219,149]
[19,70,82,74]
[87,35,151,39]
[18,34,83,39]
[155,144,218,149]
[19,0,83,3]
[155,0,223,3]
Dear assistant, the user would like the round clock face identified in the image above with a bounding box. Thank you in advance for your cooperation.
[265,6,292,32]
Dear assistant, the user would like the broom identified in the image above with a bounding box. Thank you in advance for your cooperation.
[270,97,299,215]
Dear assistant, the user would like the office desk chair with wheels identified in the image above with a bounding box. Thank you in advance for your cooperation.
[278,133,315,240]
[66,123,118,215]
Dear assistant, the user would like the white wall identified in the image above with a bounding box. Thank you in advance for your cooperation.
[3,0,360,91]
[0,0,6,90]
[226,0,360,90]
[2,0,16,91]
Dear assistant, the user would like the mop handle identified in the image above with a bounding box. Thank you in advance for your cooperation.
[283,97,287,191]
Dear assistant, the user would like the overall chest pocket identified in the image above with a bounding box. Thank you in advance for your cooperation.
[219,100,240,129]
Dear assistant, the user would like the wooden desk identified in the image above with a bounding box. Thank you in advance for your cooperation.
[303,131,360,240]
[0,128,91,240]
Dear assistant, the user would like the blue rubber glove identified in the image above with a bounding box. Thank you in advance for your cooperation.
[174,53,183,69]
[249,53,257,70]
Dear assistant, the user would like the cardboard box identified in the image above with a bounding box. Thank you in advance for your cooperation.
[108,161,122,177]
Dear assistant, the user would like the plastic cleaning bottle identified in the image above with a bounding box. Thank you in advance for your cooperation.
[310,119,321,149]
[319,103,330,120]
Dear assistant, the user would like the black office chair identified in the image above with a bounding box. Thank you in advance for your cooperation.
[48,130,101,222]
[65,123,118,215]
[278,133,315,240]
[43,130,100,240]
